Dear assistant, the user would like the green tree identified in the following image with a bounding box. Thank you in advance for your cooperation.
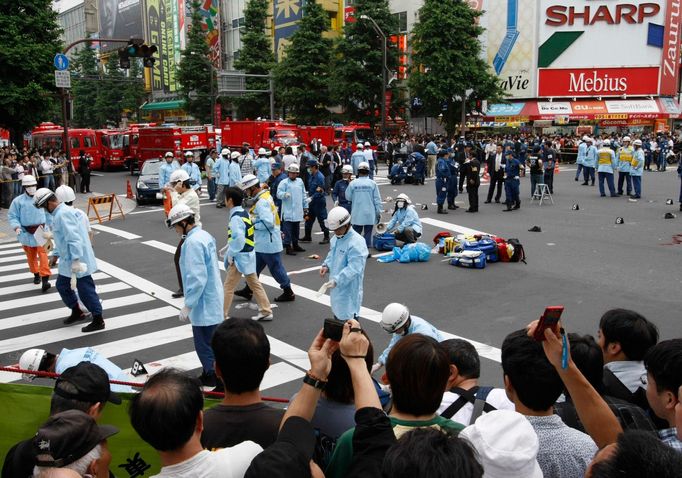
[233,0,275,119]
[331,0,397,125]
[178,2,214,124]
[274,0,332,124]
[409,0,504,137]
[71,42,100,128]
[0,0,62,143]
[121,59,147,123]
[95,65,125,127]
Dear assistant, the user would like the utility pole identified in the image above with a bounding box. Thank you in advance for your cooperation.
[359,15,388,137]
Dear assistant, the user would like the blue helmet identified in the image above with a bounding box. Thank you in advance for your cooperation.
[306,159,319,167]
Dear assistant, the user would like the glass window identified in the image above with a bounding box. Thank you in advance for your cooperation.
[84,136,94,147]
[392,12,407,33]
[70,137,80,148]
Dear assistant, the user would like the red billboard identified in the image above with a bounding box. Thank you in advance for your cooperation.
[538,67,660,97]
[660,0,682,95]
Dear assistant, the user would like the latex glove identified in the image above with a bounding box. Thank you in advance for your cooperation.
[43,231,53,240]
[218,244,228,260]
[179,305,190,322]
[316,280,336,297]
[15,228,21,236]
[284,192,291,199]
[334,200,339,207]
[371,362,382,374]
[71,260,86,274]
[227,255,234,266]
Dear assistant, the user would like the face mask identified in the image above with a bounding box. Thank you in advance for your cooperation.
[307,168,312,174]
[396,200,405,208]
[25,186,36,195]
[334,225,349,238]
[244,196,256,208]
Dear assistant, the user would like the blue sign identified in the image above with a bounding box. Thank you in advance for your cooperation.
[54,54,69,71]
[486,102,525,116]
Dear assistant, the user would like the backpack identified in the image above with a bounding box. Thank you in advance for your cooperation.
[494,237,514,262]
[507,238,527,264]
[440,386,496,425]
[450,250,486,269]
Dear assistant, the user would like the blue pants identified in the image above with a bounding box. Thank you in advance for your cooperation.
[282,221,300,246]
[617,172,632,195]
[256,252,291,289]
[631,175,642,197]
[13,181,22,198]
[645,153,652,169]
[207,178,216,200]
[575,164,584,180]
[583,167,595,184]
[598,172,616,196]
[435,178,448,205]
[43,174,55,191]
[447,175,458,205]
[530,173,544,198]
[192,324,217,374]
[504,179,520,205]
[369,160,375,180]
[353,224,373,248]
[56,274,103,316]
[657,152,667,171]
[305,202,329,239]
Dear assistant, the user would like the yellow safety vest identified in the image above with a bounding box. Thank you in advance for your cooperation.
[250,190,280,227]
[598,150,613,166]
[619,147,633,164]
[228,209,255,252]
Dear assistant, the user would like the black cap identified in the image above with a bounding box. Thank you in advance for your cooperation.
[33,410,118,467]
[245,417,316,478]
[54,362,122,405]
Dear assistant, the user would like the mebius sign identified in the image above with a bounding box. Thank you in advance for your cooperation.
[538,0,681,97]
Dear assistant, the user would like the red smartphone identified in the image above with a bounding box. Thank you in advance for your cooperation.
[533,306,564,341]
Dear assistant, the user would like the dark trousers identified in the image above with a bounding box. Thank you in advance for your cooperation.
[505,178,520,206]
[467,186,479,211]
[282,221,300,246]
[305,212,329,239]
[192,325,217,374]
[632,175,642,197]
[598,172,616,196]
[207,178,216,200]
[256,252,291,289]
[80,172,90,193]
[352,224,373,248]
[56,274,103,316]
[544,170,554,194]
[575,164,584,180]
[583,167,595,184]
[617,172,632,195]
[447,174,458,206]
[174,238,184,291]
[394,228,419,244]
[486,171,503,202]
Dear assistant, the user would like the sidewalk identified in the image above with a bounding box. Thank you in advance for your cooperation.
[0,191,137,244]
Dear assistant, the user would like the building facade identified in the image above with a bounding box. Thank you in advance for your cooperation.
[54,0,99,57]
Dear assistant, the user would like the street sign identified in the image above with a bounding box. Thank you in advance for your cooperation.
[55,70,71,88]
[54,54,69,71]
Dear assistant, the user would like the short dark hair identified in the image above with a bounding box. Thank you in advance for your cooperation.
[590,430,682,478]
[212,319,270,394]
[129,368,203,452]
[386,334,450,416]
[599,309,658,360]
[567,333,604,394]
[224,187,244,206]
[382,428,483,478]
[501,329,563,412]
[285,146,293,155]
[644,339,682,394]
[440,339,480,379]
[325,333,374,404]
[50,380,100,415]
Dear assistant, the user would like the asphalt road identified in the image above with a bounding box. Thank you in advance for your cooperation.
[1,165,680,401]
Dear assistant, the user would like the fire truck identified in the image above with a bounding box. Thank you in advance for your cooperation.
[95,129,127,170]
[30,123,101,170]
[334,122,376,147]
[132,124,215,171]
[221,120,299,151]
[298,126,335,148]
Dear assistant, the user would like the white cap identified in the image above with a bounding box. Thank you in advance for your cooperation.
[22,175,37,187]
[33,188,55,208]
[231,151,241,160]
[395,193,411,204]
[166,204,194,228]
[239,174,259,190]
[582,135,590,142]
[358,162,370,172]
[184,151,194,157]
[381,303,410,333]
[603,139,611,146]
[169,169,190,183]
[287,163,300,173]
[19,348,46,381]
[364,141,371,146]
[164,151,174,158]
[258,147,267,155]
[357,143,364,149]
[341,165,353,175]
[633,139,642,146]
[622,136,631,142]
[221,148,230,156]
[55,185,76,203]
[327,206,351,230]
[460,410,543,478]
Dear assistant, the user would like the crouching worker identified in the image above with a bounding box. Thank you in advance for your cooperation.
[385,193,422,244]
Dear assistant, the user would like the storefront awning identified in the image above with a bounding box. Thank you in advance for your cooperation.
[140,100,186,112]
[484,98,681,122]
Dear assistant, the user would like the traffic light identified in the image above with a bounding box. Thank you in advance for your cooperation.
[141,45,158,68]
[118,48,130,69]
[123,39,157,68]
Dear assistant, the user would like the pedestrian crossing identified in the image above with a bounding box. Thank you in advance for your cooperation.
[0,241,307,395]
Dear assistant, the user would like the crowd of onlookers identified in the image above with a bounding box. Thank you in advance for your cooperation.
[2,308,680,477]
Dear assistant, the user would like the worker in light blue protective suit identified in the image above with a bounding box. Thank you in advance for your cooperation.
[214,149,233,208]
[181,151,202,191]
[597,139,618,197]
[332,165,353,212]
[436,150,451,214]
[221,188,272,322]
[345,162,383,249]
[253,149,272,184]
[385,193,422,244]
[57,347,133,393]
[33,188,104,333]
[616,137,633,196]
[276,163,308,255]
[301,159,330,244]
[503,152,523,211]
[320,207,369,320]
[371,303,443,372]
[575,136,588,181]
[446,149,460,210]
[630,139,644,199]
[582,139,597,186]
[165,204,223,387]
[233,175,295,303]
[159,152,180,189]
[350,144,366,175]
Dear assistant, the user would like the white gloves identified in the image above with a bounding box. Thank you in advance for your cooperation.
[71,260,87,274]
[179,305,191,322]
[218,244,228,260]
[334,200,339,207]
[15,228,21,236]
[284,192,291,199]
[371,362,382,374]
[227,256,234,266]
[316,280,336,297]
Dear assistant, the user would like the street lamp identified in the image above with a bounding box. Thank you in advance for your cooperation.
[359,14,388,137]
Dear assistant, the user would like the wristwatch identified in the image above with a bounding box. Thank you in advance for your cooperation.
[303,373,327,391]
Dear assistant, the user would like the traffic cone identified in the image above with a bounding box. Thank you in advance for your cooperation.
[482,164,490,181]
[163,193,172,217]
[126,179,135,199]
[554,162,560,174]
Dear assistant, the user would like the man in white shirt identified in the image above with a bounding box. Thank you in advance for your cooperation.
[130,369,261,478]
[40,156,55,190]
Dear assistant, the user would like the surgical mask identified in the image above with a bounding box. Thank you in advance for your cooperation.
[307,168,312,174]
[396,200,405,208]
[25,186,36,195]
[244,196,257,208]
[334,224,350,238]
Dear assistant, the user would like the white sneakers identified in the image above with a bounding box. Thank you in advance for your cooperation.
[251,313,273,322]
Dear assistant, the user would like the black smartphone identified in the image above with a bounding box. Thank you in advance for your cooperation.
[533,306,564,341]
[323,318,345,342]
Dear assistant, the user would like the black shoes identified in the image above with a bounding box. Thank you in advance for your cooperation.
[275,287,295,302]
[234,286,253,301]
[299,237,313,243]
[447,204,458,210]
[285,246,296,256]
[484,200,491,204]
[437,206,448,214]
[82,315,105,333]
[293,245,306,252]
[33,273,40,285]
[41,277,51,293]
[64,307,88,325]
[172,289,184,298]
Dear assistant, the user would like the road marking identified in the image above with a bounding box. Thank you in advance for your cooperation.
[0,272,109,297]
[129,208,163,215]
[0,281,131,312]
[90,224,142,240]
[0,293,155,331]
[97,259,184,308]
[0,242,21,250]
[0,306,178,355]
[0,248,24,256]
[142,240,176,254]
[0,268,58,284]
[288,265,322,276]
[0,254,28,264]
[0,262,39,273]
[421,217,489,237]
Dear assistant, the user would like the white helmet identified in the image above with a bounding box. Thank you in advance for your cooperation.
[166,204,195,228]
[381,303,410,333]
[395,193,411,204]
[184,151,194,158]
[33,188,56,208]
[364,141,371,147]
[582,135,590,142]
[356,143,364,150]
[341,165,353,175]
[622,136,631,143]
[239,174,259,191]
[164,151,174,158]
[258,147,267,155]
[358,162,370,172]
[327,206,351,230]
[633,139,643,146]
[55,185,76,203]
[603,139,611,146]
[221,148,230,156]
[19,348,46,381]
[287,163,300,173]
[21,175,37,187]
[169,169,190,184]
[230,151,241,160]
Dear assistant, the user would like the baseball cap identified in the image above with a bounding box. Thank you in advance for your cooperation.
[33,410,118,468]
[244,416,316,478]
[54,362,122,405]
[460,410,542,478]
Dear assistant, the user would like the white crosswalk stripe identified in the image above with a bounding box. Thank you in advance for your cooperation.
[0,254,29,264]
[0,248,24,256]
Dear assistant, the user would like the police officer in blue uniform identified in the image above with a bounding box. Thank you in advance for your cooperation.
[446,149,460,210]
[301,159,330,245]
[503,152,523,212]
[435,150,451,214]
